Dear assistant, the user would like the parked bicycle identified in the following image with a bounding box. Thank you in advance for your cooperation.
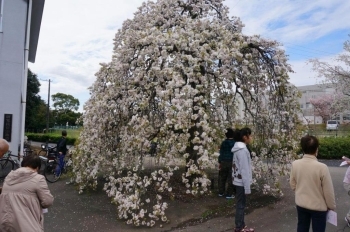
[39,148,72,183]
[0,151,20,179]
[38,143,56,157]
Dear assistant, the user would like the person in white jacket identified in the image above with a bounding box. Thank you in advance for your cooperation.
[343,158,350,227]
[231,128,253,232]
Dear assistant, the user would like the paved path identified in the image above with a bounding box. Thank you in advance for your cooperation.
[40,161,350,232]
[2,159,349,231]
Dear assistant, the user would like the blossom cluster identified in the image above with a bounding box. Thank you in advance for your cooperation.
[103,168,174,227]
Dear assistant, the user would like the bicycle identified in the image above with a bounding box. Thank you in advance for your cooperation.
[38,143,56,157]
[39,151,72,183]
[0,151,20,179]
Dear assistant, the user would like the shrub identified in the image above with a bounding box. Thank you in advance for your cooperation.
[26,133,76,145]
[318,136,350,159]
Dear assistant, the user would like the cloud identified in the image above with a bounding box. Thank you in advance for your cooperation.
[228,0,350,43]
[28,0,350,112]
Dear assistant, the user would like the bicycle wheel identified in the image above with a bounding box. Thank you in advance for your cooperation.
[44,160,61,183]
[0,159,15,178]
[38,150,47,157]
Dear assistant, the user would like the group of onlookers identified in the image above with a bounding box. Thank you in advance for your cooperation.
[218,127,254,232]
[0,127,349,231]
[218,128,349,232]
[0,130,68,232]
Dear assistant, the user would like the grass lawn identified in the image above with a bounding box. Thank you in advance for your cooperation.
[50,129,81,138]
[306,123,350,137]
[32,128,81,139]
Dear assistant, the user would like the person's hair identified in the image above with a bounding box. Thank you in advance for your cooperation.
[300,135,319,155]
[62,130,67,136]
[225,128,234,138]
[0,139,10,156]
[233,127,252,142]
[21,154,41,170]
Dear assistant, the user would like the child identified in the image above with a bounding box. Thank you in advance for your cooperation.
[218,128,236,199]
[231,128,254,232]
[343,156,350,226]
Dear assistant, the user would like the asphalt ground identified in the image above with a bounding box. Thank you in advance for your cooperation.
[2,159,350,232]
[40,160,350,232]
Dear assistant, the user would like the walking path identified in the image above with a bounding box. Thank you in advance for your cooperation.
[41,161,350,232]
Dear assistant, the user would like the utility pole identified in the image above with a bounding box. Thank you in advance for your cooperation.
[40,79,51,155]
[46,79,51,135]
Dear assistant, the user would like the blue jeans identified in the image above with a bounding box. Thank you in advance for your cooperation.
[234,185,246,229]
[296,205,327,232]
[55,154,65,176]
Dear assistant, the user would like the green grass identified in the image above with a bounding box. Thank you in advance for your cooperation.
[306,123,350,137]
[45,128,81,139]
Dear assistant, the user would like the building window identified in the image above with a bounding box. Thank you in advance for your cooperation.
[300,104,303,109]
[306,103,310,108]
[0,0,3,32]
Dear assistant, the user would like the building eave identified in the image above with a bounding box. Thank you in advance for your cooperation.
[28,0,45,63]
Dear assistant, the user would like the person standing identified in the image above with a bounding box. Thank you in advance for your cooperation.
[343,157,350,227]
[55,130,68,176]
[0,154,54,231]
[231,128,254,232]
[218,128,236,199]
[290,135,336,232]
[0,138,9,158]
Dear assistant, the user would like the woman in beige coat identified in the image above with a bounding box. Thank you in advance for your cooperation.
[0,154,54,232]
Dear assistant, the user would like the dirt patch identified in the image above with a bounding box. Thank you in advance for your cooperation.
[162,189,279,231]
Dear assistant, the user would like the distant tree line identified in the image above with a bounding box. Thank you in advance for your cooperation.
[25,69,83,132]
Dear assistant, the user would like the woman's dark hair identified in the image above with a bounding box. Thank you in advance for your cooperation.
[21,154,41,170]
[62,130,67,136]
[300,135,319,155]
[233,127,252,142]
[225,128,234,138]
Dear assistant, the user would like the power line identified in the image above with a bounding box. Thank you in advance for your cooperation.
[283,42,339,56]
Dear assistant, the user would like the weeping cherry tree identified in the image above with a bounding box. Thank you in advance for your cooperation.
[72,0,302,227]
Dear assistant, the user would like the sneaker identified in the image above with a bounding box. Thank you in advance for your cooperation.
[345,217,350,227]
[226,195,235,199]
[218,193,224,197]
[234,227,254,232]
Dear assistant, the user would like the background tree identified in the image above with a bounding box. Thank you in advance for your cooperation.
[51,93,81,126]
[310,36,350,96]
[52,109,82,126]
[73,0,302,226]
[310,93,348,122]
[52,93,80,114]
[25,69,48,132]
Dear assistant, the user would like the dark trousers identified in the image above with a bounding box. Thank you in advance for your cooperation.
[235,185,246,229]
[218,161,234,196]
[296,205,327,232]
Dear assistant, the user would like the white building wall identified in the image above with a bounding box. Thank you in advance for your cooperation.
[0,0,27,154]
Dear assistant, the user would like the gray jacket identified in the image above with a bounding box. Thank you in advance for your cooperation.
[231,142,252,194]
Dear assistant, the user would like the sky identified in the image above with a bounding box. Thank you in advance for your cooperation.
[28,0,350,112]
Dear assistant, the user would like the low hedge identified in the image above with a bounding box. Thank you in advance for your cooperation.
[26,133,76,145]
[318,136,350,159]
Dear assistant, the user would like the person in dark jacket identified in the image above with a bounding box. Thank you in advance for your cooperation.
[218,128,236,199]
[55,130,68,176]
